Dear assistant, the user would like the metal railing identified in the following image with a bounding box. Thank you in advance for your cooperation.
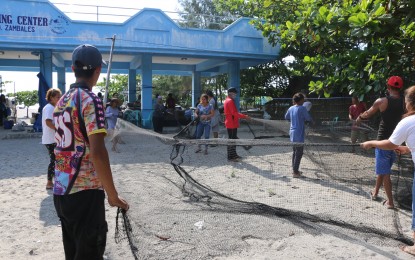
[50,2,240,30]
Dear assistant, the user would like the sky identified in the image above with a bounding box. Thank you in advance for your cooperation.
[0,0,180,94]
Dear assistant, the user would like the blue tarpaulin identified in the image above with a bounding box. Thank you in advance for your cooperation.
[33,72,50,132]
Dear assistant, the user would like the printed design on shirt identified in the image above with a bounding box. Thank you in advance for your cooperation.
[53,86,106,195]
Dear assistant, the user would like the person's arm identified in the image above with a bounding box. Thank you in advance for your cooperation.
[356,98,382,123]
[238,111,249,120]
[202,106,215,121]
[45,119,55,130]
[105,107,113,118]
[284,108,290,121]
[194,107,199,119]
[229,101,249,120]
[303,107,312,122]
[89,133,129,210]
[361,139,398,150]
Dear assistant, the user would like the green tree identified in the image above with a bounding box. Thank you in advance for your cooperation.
[153,75,193,107]
[216,0,415,98]
[178,0,237,29]
[15,90,38,118]
[97,74,141,103]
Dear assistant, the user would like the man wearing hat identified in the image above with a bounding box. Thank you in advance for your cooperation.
[357,76,405,209]
[53,44,129,259]
[224,87,250,162]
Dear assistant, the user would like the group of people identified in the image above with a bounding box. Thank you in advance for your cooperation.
[36,42,415,258]
[40,44,129,259]
[283,77,415,256]
[359,76,415,255]
[151,93,177,133]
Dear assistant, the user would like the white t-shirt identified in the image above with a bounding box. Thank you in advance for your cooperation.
[41,103,56,144]
[303,101,312,111]
[389,115,415,163]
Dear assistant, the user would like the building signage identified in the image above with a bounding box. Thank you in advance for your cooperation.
[0,14,69,34]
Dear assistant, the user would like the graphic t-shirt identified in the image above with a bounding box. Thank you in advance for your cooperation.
[196,103,213,123]
[53,83,107,195]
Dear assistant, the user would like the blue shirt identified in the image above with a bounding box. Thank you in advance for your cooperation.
[285,105,312,142]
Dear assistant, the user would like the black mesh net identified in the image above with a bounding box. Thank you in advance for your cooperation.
[110,118,413,259]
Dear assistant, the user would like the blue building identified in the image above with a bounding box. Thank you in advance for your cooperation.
[0,0,279,127]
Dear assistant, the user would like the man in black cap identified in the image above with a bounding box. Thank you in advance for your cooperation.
[224,87,250,161]
[53,44,129,259]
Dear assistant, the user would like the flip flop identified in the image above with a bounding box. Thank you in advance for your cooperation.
[382,200,394,209]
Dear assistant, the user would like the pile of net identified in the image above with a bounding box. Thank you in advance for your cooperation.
[110,118,413,260]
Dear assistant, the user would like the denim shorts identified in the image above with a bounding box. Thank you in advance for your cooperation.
[375,148,396,175]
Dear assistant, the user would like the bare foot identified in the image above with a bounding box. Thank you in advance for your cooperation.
[382,200,394,209]
[400,245,415,256]
[369,190,378,201]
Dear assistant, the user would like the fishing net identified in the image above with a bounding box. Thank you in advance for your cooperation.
[110,117,413,260]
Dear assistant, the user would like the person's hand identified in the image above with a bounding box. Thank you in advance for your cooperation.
[360,141,372,150]
[108,195,129,211]
[395,146,410,155]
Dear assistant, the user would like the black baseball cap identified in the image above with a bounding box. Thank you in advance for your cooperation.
[228,87,237,93]
[72,44,106,70]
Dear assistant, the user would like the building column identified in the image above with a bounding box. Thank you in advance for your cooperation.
[40,50,53,89]
[141,54,152,128]
[128,69,137,102]
[227,60,240,110]
[56,67,66,93]
[192,71,201,107]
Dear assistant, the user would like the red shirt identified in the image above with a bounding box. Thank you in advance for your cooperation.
[349,102,366,120]
[224,96,248,128]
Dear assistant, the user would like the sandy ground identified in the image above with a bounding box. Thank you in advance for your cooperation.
[0,119,414,260]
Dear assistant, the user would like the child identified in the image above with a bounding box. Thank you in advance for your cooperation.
[285,93,312,178]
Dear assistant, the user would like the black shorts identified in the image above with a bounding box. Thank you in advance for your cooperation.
[54,189,108,260]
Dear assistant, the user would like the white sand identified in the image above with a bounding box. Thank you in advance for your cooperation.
[0,124,414,260]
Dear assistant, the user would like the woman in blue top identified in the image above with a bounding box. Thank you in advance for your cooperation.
[285,93,313,178]
[194,94,214,155]
[105,98,121,151]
